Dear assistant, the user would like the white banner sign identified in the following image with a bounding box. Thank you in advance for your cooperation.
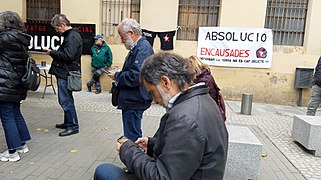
[197,27,273,68]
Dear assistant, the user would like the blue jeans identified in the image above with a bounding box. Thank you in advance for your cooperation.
[94,163,126,180]
[122,109,143,141]
[57,78,79,130]
[0,102,31,150]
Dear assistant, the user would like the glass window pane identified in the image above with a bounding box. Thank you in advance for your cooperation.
[264,0,308,46]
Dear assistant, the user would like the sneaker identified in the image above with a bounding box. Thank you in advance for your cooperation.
[0,151,20,162]
[17,144,29,154]
[95,89,101,94]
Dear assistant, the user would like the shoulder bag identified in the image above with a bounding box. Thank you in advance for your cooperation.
[65,64,82,91]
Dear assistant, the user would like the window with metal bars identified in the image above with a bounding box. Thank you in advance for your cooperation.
[265,0,309,46]
[102,0,140,37]
[26,0,60,23]
[177,0,220,41]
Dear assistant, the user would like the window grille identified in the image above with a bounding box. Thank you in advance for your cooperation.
[177,0,220,41]
[265,0,309,46]
[102,0,140,37]
[26,0,60,23]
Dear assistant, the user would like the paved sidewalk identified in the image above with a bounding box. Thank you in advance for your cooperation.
[0,88,317,179]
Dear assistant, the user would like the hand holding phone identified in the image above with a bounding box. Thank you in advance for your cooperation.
[102,69,112,74]
[117,135,129,144]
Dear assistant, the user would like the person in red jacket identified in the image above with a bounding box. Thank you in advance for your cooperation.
[187,55,226,121]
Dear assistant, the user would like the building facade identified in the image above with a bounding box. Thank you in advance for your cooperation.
[1,0,321,106]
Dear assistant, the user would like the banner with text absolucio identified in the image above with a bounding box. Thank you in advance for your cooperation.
[197,27,273,68]
[25,23,96,55]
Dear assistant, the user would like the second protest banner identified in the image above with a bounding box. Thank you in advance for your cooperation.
[197,27,273,68]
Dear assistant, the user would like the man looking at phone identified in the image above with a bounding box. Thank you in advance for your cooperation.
[95,52,229,180]
[44,14,82,137]
[107,18,153,142]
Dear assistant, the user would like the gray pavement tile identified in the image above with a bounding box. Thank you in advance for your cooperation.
[7,163,38,179]
[58,165,79,180]
[31,162,51,176]
[86,160,106,174]
[37,167,57,179]
[81,172,94,180]
[273,170,289,180]
[49,165,69,179]
[70,167,89,179]
[23,175,39,180]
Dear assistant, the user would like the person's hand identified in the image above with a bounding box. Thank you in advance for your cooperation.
[135,137,148,152]
[108,72,116,80]
[43,48,51,55]
[116,141,122,154]
[116,136,128,154]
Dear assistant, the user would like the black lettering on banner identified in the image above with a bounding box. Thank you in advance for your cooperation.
[225,32,232,41]
[205,32,211,40]
[261,33,267,42]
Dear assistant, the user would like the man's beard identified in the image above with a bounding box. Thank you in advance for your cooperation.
[156,85,172,109]
[124,36,134,50]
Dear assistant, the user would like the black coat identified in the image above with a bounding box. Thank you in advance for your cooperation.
[120,85,229,180]
[49,28,82,79]
[314,56,321,87]
[0,30,30,102]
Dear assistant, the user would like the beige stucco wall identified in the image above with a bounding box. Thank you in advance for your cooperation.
[304,0,321,54]
[0,0,26,20]
[219,0,267,28]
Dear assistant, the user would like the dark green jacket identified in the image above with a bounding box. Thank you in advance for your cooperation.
[90,41,112,68]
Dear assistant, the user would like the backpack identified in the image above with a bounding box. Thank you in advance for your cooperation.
[21,57,41,91]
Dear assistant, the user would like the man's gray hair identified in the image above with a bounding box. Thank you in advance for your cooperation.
[119,18,142,36]
[0,11,26,32]
[51,14,71,27]
[141,53,196,91]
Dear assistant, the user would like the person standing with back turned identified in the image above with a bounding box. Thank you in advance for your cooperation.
[44,14,82,137]
[107,18,153,142]
[0,11,32,162]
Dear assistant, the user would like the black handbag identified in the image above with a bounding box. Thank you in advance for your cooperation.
[111,81,120,106]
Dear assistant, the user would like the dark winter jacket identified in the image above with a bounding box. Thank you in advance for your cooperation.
[49,28,82,79]
[0,30,30,102]
[119,85,229,180]
[90,41,112,68]
[114,36,153,110]
[313,56,321,87]
[196,69,226,121]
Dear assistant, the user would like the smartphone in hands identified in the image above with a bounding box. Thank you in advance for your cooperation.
[117,135,129,144]
[102,69,112,74]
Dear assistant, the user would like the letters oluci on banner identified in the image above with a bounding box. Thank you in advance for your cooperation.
[25,23,95,55]
[197,27,273,68]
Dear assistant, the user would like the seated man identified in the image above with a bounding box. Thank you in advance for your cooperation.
[94,52,229,180]
[87,35,113,94]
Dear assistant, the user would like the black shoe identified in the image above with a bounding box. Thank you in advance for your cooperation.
[55,123,67,129]
[59,129,79,137]
[95,89,101,94]
[87,84,91,92]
